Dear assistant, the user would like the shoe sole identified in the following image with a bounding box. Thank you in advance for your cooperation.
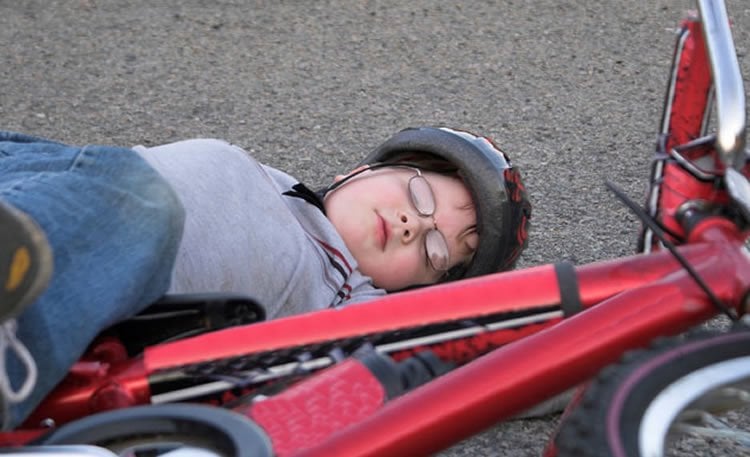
[0,201,53,321]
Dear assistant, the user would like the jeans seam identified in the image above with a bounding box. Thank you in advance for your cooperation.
[68,145,91,171]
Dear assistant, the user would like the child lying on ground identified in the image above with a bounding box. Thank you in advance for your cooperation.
[0,126,530,429]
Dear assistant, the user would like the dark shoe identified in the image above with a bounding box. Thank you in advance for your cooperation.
[0,200,48,429]
[0,200,52,322]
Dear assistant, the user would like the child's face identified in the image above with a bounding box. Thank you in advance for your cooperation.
[324,166,478,291]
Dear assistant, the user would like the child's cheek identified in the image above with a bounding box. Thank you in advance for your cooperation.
[394,250,425,285]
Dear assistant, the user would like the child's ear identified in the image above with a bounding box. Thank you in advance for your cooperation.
[333,164,370,183]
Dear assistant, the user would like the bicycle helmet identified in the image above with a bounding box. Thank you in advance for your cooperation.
[357,127,531,281]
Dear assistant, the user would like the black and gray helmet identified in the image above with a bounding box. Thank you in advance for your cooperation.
[358,127,531,281]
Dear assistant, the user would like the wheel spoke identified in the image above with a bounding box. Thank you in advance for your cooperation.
[672,421,750,447]
[683,386,750,415]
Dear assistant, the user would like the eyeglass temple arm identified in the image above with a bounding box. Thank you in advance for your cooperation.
[697,0,747,169]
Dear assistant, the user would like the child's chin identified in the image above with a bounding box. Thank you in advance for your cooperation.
[373,279,406,292]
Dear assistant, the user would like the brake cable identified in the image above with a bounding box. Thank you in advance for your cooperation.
[605,180,738,321]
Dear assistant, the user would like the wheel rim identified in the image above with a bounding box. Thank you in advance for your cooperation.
[639,355,750,457]
[99,436,227,456]
[38,404,273,457]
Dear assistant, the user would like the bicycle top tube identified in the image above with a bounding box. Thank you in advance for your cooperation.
[697,0,747,169]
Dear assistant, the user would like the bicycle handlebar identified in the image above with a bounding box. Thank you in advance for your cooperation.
[698,0,747,169]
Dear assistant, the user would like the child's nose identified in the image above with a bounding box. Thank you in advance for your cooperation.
[398,210,430,243]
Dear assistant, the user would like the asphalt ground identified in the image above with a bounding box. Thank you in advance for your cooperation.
[2,1,750,455]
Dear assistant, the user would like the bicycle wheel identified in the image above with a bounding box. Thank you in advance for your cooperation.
[555,327,750,457]
[36,404,273,457]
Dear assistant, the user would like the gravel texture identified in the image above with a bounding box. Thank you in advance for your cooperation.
[2,1,749,455]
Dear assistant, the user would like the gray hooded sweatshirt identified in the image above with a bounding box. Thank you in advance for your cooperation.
[133,139,385,319]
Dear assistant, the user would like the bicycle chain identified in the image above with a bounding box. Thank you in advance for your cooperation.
[152,305,560,397]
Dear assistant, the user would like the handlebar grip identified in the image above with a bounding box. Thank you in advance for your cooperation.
[237,349,453,457]
[240,357,386,457]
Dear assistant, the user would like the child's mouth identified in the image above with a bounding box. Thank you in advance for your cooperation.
[376,213,389,250]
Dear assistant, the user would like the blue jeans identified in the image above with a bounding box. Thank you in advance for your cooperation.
[0,131,185,428]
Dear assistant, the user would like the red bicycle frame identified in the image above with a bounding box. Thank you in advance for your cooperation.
[4,2,748,456]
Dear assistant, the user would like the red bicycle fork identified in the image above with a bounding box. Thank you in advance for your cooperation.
[296,217,750,457]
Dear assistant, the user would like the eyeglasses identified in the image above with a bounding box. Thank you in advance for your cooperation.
[326,163,452,272]
[405,167,451,272]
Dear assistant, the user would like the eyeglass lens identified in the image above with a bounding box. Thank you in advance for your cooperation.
[408,174,450,271]
[408,175,436,216]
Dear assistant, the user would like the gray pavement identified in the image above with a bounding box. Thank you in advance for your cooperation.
[2,0,749,455]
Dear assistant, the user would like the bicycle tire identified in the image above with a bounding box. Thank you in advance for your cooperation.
[555,326,750,457]
[36,403,273,457]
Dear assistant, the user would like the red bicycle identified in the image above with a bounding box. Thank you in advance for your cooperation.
[2,0,749,456]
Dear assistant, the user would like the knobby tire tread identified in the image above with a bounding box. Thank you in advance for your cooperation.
[554,326,750,457]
